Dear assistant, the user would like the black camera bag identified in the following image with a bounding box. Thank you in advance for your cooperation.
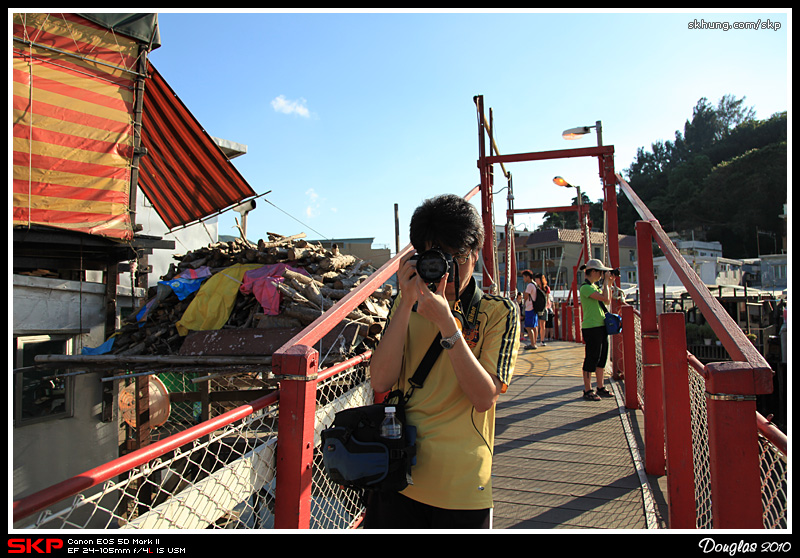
[321,333,443,492]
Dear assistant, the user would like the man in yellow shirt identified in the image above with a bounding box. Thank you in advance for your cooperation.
[365,194,519,529]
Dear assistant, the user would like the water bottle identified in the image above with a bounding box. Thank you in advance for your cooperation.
[380,406,403,439]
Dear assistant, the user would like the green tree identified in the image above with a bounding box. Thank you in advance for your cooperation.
[618,95,784,255]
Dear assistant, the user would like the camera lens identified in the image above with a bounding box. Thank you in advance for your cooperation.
[414,250,453,283]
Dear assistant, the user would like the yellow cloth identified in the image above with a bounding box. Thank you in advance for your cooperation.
[389,291,519,510]
[175,264,263,336]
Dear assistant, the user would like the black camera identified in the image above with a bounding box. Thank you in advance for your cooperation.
[611,268,621,277]
[410,249,454,285]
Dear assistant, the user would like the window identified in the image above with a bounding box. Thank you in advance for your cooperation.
[13,335,75,425]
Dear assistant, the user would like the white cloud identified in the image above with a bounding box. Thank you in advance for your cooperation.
[305,188,320,218]
[271,95,310,118]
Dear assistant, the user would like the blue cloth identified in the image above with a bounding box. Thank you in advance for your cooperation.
[82,336,115,355]
[136,283,173,323]
[161,276,207,300]
[158,266,213,301]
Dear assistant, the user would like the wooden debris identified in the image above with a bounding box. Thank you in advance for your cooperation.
[110,233,393,363]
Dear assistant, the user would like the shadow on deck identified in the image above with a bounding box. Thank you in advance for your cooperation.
[492,341,669,530]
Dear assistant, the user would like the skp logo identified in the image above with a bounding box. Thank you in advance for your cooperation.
[8,539,64,554]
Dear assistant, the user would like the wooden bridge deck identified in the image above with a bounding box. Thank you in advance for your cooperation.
[492,341,669,530]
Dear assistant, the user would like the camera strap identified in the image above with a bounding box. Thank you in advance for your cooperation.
[403,332,443,403]
[452,277,482,331]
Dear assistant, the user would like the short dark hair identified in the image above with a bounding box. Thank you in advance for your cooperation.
[521,269,534,279]
[409,194,484,254]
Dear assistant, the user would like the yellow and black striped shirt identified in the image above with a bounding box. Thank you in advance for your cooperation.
[385,288,520,510]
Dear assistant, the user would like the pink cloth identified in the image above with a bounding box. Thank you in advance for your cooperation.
[240,263,309,315]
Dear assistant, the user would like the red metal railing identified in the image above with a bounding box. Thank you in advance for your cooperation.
[12,390,280,524]
[615,173,784,529]
[12,187,479,530]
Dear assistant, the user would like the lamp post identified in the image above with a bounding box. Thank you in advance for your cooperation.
[559,119,604,266]
[553,176,590,260]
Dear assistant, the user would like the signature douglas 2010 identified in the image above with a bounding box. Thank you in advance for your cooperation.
[698,538,791,555]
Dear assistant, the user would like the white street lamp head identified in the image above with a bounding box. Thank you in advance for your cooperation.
[562,126,592,140]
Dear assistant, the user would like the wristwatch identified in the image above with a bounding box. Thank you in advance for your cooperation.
[440,329,462,350]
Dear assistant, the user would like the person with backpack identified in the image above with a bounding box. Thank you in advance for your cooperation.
[534,273,549,347]
[522,269,544,349]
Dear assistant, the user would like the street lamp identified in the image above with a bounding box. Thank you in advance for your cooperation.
[552,176,573,188]
[562,120,603,146]
[553,176,591,258]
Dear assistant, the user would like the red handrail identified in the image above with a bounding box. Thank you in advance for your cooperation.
[13,390,280,524]
[617,173,770,372]
[617,172,780,529]
[756,412,787,455]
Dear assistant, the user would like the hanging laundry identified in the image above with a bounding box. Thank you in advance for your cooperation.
[240,263,310,316]
[176,263,263,336]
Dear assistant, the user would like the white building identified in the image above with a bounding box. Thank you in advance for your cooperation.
[651,239,744,291]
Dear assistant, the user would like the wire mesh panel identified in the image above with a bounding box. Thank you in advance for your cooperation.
[118,370,275,444]
[311,363,374,529]
[758,434,788,529]
[18,401,279,530]
[686,363,712,529]
[633,311,644,406]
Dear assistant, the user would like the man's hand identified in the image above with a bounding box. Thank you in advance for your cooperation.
[413,273,457,335]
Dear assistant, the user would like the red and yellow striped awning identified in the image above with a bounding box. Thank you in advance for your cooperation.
[12,13,256,240]
[138,63,256,230]
[12,12,138,240]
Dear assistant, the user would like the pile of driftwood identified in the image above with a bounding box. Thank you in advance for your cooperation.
[110,233,392,358]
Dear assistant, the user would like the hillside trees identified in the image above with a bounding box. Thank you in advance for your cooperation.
[618,95,787,259]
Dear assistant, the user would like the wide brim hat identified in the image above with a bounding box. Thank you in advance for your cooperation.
[582,258,613,272]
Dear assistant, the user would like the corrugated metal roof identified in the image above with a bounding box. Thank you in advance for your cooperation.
[138,63,256,230]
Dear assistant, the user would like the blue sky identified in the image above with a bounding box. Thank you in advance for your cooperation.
[149,9,790,254]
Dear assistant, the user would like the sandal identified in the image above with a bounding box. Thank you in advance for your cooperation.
[583,390,601,401]
[596,386,613,398]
